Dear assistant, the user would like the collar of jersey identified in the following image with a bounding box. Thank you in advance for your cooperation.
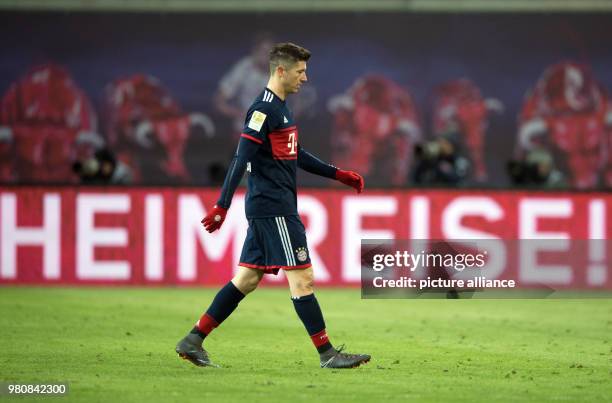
[265,87,285,103]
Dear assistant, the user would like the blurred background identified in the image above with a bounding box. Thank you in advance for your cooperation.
[1,0,612,190]
[0,0,610,287]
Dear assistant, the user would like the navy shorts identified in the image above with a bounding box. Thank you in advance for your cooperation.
[239,215,312,274]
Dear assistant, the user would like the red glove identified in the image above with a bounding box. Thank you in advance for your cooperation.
[335,169,364,193]
[201,205,228,233]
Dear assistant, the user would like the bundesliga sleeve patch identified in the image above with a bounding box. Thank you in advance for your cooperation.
[248,110,267,132]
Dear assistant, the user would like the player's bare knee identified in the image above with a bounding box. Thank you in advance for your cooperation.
[292,270,314,294]
[299,280,314,294]
[244,275,261,293]
[233,276,258,294]
[232,267,262,295]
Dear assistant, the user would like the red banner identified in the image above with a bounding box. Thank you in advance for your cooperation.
[0,187,610,287]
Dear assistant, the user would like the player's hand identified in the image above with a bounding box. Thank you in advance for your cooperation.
[201,205,228,233]
[335,169,364,193]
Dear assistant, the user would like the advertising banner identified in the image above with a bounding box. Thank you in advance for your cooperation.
[0,187,609,288]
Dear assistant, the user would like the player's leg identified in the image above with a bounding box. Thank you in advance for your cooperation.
[192,266,263,339]
[286,266,370,368]
[280,216,333,358]
[176,221,266,367]
[175,266,263,367]
[285,266,333,354]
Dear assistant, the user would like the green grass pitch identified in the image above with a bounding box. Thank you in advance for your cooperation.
[1,287,610,402]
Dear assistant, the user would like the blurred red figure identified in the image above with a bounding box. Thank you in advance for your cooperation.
[518,62,611,189]
[104,74,214,183]
[328,75,421,186]
[432,79,503,182]
[0,126,15,182]
[0,63,100,183]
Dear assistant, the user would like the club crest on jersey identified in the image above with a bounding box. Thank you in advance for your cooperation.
[248,110,267,132]
[295,246,308,262]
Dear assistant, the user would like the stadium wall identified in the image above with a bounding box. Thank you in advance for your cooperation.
[0,187,609,288]
[2,0,612,12]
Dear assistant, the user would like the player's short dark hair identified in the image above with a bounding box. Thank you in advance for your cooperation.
[269,42,311,74]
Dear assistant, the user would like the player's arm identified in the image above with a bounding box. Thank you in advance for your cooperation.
[297,144,364,193]
[202,105,271,233]
[297,144,337,178]
[201,136,260,232]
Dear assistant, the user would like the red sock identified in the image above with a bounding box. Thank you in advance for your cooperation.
[196,313,219,336]
[310,329,332,353]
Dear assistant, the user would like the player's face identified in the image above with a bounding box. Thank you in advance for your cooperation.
[282,61,308,94]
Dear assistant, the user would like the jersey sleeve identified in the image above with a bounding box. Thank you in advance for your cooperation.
[297,144,338,179]
[240,102,281,144]
[216,136,261,209]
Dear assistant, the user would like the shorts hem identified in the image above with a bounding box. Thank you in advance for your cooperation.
[239,262,312,274]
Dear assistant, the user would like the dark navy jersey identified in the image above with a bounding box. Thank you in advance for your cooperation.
[240,88,299,218]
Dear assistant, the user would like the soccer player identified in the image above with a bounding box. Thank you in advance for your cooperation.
[176,42,371,369]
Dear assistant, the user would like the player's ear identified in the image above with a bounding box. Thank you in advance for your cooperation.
[276,64,285,78]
